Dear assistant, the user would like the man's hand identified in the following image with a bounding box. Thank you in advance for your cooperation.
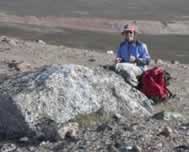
[136,58,150,65]
[129,56,136,63]
[115,58,122,64]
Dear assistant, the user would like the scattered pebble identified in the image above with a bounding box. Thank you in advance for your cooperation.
[158,126,173,137]
[152,111,186,121]
[171,60,180,65]
[155,59,164,64]
[0,36,17,46]
[7,60,33,72]
[106,50,114,54]
[19,136,29,143]
[58,122,79,139]
[88,58,96,62]
[0,144,17,152]
[36,39,46,45]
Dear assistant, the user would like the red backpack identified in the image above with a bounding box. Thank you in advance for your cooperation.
[140,67,172,102]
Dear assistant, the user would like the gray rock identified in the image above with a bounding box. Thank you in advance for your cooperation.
[36,40,46,45]
[174,145,189,152]
[0,143,17,152]
[158,126,173,137]
[119,144,142,152]
[58,122,79,139]
[7,60,33,72]
[152,111,186,121]
[149,59,155,65]
[171,60,180,65]
[0,36,17,46]
[155,59,164,64]
[0,64,152,140]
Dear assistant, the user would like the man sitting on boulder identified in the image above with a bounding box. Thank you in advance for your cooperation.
[115,24,151,87]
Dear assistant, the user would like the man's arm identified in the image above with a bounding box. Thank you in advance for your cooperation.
[115,44,123,64]
[136,43,151,66]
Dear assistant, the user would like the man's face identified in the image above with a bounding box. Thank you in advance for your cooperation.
[122,31,135,42]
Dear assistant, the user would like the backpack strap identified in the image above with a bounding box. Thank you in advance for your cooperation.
[136,40,142,46]
[167,88,176,99]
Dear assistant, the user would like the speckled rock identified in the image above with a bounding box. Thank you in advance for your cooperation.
[0,64,152,139]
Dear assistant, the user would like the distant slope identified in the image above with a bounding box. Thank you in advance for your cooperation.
[0,0,188,20]
[0,23,189,64]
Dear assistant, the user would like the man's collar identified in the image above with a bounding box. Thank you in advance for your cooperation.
[125,40,137,45]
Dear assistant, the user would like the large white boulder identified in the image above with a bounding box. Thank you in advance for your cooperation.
[0,64,152,140]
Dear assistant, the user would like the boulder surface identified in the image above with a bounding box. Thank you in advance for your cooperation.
[0,64,152,139]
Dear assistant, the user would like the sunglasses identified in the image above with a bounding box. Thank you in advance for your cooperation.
[122,31,135,35]
[125,31,134,34]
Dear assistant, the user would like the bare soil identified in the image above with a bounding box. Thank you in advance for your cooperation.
[0,37,189,152]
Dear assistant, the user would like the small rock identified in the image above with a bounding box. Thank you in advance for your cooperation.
[106,50,114,54]
[7,60,33,72]
[0,36,9,42]
[132,145,142,152]
[178,123,189,136]
[174,145,189,151]
[0,143,17,152]
[119,145,142,152]
[149,59,155,65]
[142,99,154,113]
[179,123,189,130]
[96,123,112,132]
[158,126,173,137]
[155,59,164,64]
[19,136,29,143]
[36,40,46,45]
[15,62,33,72]
[112,113,123,121]
[58,122,79,139]
[28,146,36,151]
[130,123,138,131]
[152,111,186,121]
[8,39,17,46]
[88,58,96,62]
[155,143,163,149]
[0,36,17,46]
[107,144,119,152]
[171,60,180,64]
[7,60,17,68]
[40,141,51,146]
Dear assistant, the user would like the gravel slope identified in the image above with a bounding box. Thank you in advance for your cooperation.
[0,37,188,152]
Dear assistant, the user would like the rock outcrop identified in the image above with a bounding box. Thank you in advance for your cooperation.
[0,64,152,140]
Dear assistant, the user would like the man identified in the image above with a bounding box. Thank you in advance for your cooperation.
[115,24,151,87]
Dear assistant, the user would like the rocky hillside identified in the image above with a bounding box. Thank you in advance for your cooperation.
[0,37,188,152]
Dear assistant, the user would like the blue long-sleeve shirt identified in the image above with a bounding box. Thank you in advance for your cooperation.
[116,40,151,67]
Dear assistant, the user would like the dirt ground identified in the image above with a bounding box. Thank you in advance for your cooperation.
[0,23,189,64]
[0,37,189,152]
[0,1,189,150]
